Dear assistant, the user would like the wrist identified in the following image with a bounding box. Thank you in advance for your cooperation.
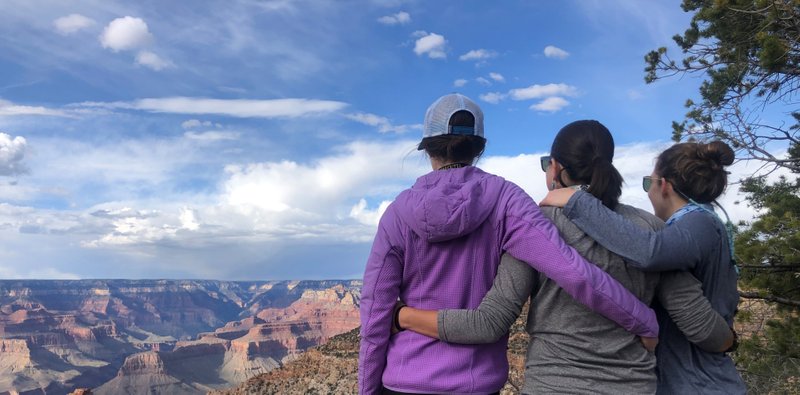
[393,303,406,332]
[724,327,738,353]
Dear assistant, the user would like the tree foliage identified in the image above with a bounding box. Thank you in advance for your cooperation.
[647,1,800,390]
[645,0,800,172]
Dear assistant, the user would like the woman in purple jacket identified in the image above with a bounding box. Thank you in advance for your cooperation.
[358,94,659,395]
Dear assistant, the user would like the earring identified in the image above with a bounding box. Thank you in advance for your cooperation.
[550,181,556,190]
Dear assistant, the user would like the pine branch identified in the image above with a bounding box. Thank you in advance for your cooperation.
[739,290,800,308]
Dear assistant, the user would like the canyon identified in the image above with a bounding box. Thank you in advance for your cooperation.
[0,280,361,394]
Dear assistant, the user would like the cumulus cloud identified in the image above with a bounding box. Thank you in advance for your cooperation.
[453,79,468,88]
[466,82,579,110]
[81,97,348,118]
[459,49,496,61]
[413,32,446,59]
[509,83,578,100]
[345,112,421,134]
[100,16,153,52]
[479,92,505,104]
[53,14,95,35]
[0,132,27,176]
[530,97,570,112]
[543,45,570,59]
[377,11,411,25]
[349,199,392,226]
[135,50,174,71]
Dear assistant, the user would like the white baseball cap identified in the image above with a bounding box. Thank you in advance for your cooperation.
[422,93,484,138]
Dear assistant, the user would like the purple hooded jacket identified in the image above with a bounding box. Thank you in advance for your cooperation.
[358,166,658,394]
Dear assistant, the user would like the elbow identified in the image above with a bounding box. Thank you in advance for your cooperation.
[482,325,507,343]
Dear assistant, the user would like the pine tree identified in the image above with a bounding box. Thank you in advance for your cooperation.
[645,1,800,390]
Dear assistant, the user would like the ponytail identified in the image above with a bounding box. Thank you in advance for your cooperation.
[551,120,622,209]
[587,157,623,209]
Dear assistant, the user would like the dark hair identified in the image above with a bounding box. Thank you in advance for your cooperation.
[656,141,734,203]
[550,120,623,209]
[418,110,486,163]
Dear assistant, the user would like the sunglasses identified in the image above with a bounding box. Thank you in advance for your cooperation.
[642,176,664,192]
[540,156,552,172]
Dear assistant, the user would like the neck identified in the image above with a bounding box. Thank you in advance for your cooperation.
[662,194,690,219]
[430,158,470,170]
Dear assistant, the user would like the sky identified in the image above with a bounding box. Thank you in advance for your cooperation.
[0,0,793,280]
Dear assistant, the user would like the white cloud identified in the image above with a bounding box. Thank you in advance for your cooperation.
[489,72,505,83]
[476,77,491,86]
[544,45,570,59]
[345,112,421,134]
[53,14,95,35]
[479,92,505,104]
[459,49,496,61]
[0,99,69,117]
[135,51,174,71]
[377,11,411,25]
[453,79,468,88]
[349,199,391,226]
[184,131,240,141]
[100,16,153,52]
[509,83,578,100]
[82,97,348,118]
[0,132,27,176]
[414,32,447,59]
[530,97,570,112]
[181,119,212,129]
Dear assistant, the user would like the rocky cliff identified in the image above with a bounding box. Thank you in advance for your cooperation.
[213,305,531,395]
[0,279,361,395]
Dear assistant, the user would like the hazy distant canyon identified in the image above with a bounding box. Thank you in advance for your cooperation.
[0,279,361,394]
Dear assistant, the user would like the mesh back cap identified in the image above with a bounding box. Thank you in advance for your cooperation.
[423,94,484,138]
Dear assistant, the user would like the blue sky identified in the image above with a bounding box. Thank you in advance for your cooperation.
[0,0,788,280]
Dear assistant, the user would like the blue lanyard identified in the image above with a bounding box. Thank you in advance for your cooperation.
[666,201,739,275]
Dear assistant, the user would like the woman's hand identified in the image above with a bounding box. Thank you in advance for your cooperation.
[640,336,658,352]
[539,188,577,207]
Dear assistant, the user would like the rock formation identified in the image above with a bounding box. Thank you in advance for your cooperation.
[0,279,361,394]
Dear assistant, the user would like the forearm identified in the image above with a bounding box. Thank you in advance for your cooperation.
[398,307,439,339]
[437,255,533,343]
[657,271,734,352]
[563,191,693,271]
[399,256,532,343]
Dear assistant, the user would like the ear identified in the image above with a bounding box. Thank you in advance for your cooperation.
[661,179,673,197]
[551,161,562,184]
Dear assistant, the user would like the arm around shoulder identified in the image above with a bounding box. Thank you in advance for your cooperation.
[438,253,535,343]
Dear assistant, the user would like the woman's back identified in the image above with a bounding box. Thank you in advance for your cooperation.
[525,204,662,394]
[374,166,509,393]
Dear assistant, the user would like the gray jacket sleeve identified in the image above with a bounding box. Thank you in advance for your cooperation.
[437,253,535,344]
[563,191,710,271]
[657,270,732,351]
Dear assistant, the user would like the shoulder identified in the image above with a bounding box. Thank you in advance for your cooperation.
[675,210,724,237]
[615,204,664,231]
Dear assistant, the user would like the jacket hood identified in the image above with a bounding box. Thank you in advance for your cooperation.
[394,166,501,243]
